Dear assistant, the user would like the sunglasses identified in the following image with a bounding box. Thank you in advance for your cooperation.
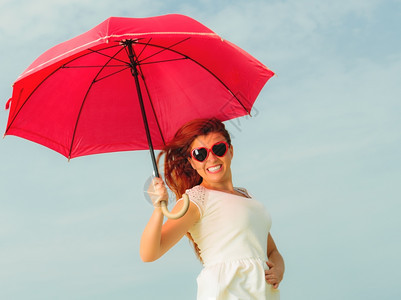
[190,141,229,162]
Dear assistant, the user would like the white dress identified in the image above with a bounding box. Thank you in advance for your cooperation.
[184,185,280,300]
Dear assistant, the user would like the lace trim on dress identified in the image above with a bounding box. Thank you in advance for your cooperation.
[179,186,250,215]
[185,185,206,216]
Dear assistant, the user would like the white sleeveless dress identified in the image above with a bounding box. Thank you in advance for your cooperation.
[184,185,280,300]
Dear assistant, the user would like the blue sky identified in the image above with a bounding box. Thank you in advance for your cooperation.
[1,0,400,299]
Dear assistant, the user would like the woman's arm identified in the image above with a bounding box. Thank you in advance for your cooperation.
[140,197,200,262]
[265,233,285,288]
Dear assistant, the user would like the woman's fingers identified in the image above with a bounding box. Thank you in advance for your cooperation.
[265,261,280,289]
[265,275,280,288]
[147,177,169,207]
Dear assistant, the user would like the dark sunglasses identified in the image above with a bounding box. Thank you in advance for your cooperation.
[190,141,229,162]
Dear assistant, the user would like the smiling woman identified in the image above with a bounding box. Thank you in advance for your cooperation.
[188,133,233,190]
[140,118,284,300]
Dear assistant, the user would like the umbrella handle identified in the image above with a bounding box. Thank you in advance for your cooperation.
[160,193,190,219]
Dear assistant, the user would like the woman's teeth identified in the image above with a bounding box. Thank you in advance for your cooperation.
[207,165,221,172]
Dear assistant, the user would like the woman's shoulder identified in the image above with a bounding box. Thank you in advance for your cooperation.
[186,185,207,199]
[185,185,207,215]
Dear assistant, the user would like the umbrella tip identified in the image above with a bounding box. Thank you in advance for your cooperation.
[5,98,12,110]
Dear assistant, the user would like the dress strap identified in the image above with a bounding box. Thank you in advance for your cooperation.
[234,187,251,198]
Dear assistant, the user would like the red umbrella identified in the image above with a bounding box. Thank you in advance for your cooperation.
[5,14,274,218]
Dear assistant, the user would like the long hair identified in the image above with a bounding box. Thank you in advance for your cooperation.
[157,118,231,261]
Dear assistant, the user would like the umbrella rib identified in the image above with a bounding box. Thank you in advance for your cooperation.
[88,48,129,65]
[5,67,63,136]
[138,57,188,65]
[94,66,131,82]
[4,47,126,138]
[135,41,250,114]
[67,48,127,159]
[63,64,127,68]
[135,37,152,61]
[192,59,250,114]
[68,82,95,159]
[136,37,191,64]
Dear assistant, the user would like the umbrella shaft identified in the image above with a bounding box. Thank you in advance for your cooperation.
[126,41,160,178]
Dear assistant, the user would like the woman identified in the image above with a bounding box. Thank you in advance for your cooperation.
[140,118,284,299]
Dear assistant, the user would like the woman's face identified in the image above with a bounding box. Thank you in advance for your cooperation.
[188,132,233,188]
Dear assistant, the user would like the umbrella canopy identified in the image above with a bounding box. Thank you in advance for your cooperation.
[5,14,274,163]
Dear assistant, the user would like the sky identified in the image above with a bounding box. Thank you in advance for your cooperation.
[0,0,400,299]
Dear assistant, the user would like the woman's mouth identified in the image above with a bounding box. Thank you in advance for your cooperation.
[207,165,222,173]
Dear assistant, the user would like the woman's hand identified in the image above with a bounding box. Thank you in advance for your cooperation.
[147,177,169,207]
[266,233,284,289]
[265,260,284,289]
